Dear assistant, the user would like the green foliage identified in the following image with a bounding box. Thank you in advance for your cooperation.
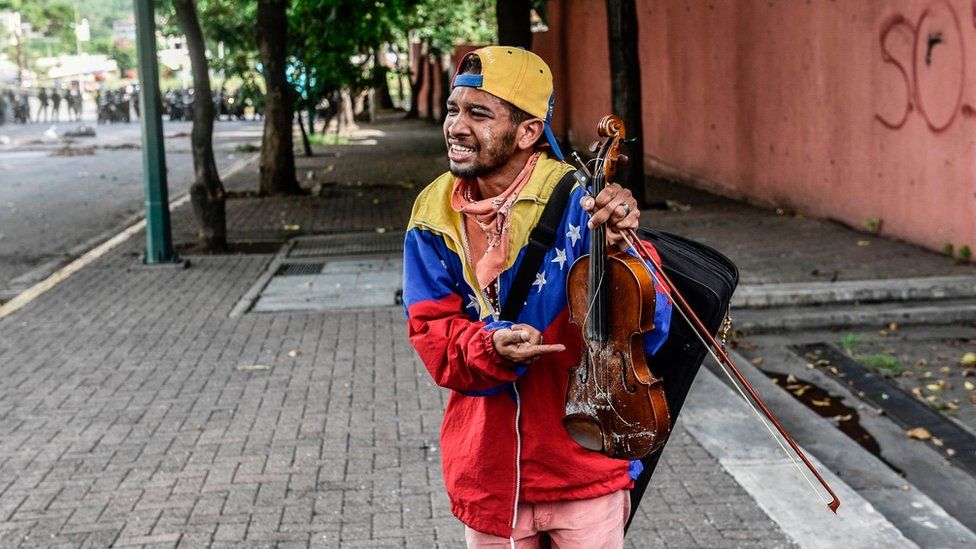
[407,0,496,53]
[857,354,905,377]
[957,245,972,263]
[2,0,77,54]
[840,333,863,354]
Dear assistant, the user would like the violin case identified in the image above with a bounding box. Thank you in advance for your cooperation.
[626,228,739,531]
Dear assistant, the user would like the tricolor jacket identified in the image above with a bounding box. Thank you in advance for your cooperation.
[402,153,672,538]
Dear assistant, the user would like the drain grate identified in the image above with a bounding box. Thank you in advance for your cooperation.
[277,263,324,276]
[289,231,405,257]
[791,342,976,480]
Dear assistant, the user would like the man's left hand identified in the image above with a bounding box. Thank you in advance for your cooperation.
[581,182,639,251]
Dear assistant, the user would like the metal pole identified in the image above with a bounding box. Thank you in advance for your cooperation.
[133,0,178,264]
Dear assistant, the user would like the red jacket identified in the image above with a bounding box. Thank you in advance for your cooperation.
[402,155,672,538]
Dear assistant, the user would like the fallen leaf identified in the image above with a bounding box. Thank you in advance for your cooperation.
[372,198,380,204]
[970,393,976,404]
[805,363,815,370]
[938,366,951,375]
[901,484,910,492]
[811,398,831,407]
[961,352,976,367]
[288,349,300,358]
[375,227,387,234]
[792,386,809,397]
[947,448,957,456]
[786,374,798,384]
[833,414,853,422]
[964,381,975,390]
[946,401,960,411]
[878,329,888,337]
[283,224,301,231]
[906,427,932,440]
[750,357,764,365]
[932,437,944,447]
[857,240,871,247]
[911,387,924,397]
[926,383,943,392]
[888,323,899,331]
[916,358,928,367]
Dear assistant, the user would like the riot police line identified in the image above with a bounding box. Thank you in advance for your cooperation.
[0,85,261,125]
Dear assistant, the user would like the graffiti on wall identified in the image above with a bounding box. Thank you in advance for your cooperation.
[876,0,974,132]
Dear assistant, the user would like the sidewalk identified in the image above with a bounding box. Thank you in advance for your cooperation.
[0,113,968,547]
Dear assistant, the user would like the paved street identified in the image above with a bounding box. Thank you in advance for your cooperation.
[0,113,974,547]
[0,117,264,299]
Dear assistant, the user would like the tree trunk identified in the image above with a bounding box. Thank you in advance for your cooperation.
[606,0,646,206]
[174,0,227,252]
[257,0,302,195]
[497,0,533,49]
[424,54,435,122]
[296,111,312,156]
[406,41,425,119]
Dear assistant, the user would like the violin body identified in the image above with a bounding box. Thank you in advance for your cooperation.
[564,250,671,460]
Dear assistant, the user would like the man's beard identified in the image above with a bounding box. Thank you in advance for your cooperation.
[449,128,517,179]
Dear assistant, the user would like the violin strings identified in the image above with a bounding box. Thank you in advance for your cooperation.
[618,231,832,507]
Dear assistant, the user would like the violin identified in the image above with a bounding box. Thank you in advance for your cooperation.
[563,115,670,460]
[564,114,841,512]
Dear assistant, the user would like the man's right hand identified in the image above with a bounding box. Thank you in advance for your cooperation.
[492,324,566,364]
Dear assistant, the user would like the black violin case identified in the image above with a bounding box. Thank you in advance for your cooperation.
[626,228,739,531]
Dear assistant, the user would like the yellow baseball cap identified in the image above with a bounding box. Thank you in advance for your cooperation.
[451,46,564,160]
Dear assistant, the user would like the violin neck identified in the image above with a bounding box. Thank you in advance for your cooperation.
[587,172,609,342]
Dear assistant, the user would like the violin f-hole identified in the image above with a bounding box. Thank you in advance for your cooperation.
[618,350,638,394]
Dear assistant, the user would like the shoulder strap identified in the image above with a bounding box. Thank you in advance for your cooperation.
[501,170,576,322]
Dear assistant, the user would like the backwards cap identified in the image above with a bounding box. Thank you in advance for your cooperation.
[451,46,564,161]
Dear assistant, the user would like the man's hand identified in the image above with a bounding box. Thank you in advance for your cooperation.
[492,323,566,364]
[581,182,640,251]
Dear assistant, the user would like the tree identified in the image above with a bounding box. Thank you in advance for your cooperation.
[606,0,646,206]
[496,0,530,49]
[172,0,227,252]
[257,0,301,195]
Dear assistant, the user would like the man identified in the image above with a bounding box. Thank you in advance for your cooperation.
[402,46,671,548]
[36,88,49,123]
[51,87,62,122]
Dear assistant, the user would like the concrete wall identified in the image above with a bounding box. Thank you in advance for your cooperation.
[532,0,976,255]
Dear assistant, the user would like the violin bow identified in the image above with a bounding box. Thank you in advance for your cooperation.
[573,152,841,513]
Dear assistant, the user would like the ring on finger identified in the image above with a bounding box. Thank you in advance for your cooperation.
[618,203,631,216]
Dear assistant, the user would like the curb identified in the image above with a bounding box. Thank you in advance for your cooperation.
[687,349,976,547]
[734,298,976,332]
[733,276,976,309]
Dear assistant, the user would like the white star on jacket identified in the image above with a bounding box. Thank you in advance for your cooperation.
[566,223,581,247]
[466,294,481,316]
[551,247,567,270]
[533,271,547,293]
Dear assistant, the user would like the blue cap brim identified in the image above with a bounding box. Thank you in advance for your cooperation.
[544,124,564,161]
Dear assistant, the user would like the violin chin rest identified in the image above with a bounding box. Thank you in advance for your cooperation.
[562,413,605,452]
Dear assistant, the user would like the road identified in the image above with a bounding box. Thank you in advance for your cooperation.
[0,116,264,300]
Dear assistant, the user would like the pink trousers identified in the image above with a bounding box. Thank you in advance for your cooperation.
[464,490,630,549]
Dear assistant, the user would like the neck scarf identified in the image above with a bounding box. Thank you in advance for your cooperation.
[451,151,542,290]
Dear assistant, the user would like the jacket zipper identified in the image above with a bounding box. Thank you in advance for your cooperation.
[510,382,522,547]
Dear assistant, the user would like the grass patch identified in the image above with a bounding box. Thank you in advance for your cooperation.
[235,143,260,153]
[308,134,349,145]
[857,353,906,377]
[840,333,863,354]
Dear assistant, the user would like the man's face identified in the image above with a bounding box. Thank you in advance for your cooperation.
[444,86,518,179]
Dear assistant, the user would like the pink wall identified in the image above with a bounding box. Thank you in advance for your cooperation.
[533,0,976,255]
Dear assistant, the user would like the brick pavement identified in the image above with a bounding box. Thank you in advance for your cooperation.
[0,115,794,547]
